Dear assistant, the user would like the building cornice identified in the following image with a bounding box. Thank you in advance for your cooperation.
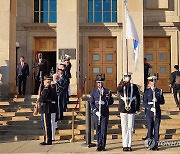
[80,23,122,31]
[144,22,180,28]
[23,23,57,31]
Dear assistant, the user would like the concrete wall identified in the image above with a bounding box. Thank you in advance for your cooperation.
[0,0,16,96]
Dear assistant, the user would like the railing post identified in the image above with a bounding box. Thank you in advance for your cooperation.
[70,109,75,142]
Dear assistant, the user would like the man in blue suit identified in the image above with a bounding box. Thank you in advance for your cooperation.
[16,56,29,95]
[143,76,165,150]
[89,74,114,151]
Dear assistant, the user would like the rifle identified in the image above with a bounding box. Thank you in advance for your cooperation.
[98,82,102,125]
[33,71,43,115]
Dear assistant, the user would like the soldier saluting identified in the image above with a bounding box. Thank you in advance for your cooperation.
[38,76,54,145]
[143,76,165,150]
[117,72,140,152]
[89,74,114,151]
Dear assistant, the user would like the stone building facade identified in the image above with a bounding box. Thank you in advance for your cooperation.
[0,0,179,96]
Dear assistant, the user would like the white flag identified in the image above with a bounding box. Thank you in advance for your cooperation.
[125,6,140,67]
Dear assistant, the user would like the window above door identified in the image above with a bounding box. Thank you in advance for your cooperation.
[88,0,117,23]
[34,0,57,23]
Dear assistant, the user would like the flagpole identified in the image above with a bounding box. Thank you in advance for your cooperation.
[124,0,128,74]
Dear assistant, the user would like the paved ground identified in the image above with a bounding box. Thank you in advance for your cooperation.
[0,139,180,154]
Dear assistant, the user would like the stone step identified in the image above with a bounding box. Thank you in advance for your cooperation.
[1,131,180,142]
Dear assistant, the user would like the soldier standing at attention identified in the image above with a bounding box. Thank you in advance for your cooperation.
[117,72,140,152]
[89,74,114,151]
[38,76,54,145]
[143,76,165,150]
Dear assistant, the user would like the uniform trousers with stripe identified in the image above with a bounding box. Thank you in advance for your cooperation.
[42,113,52,144]
[51,113,57,141]
[120,113,135,148]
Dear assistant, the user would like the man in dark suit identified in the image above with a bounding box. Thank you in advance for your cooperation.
[89,74,114,151]
[169,65,180,108]
[16,56,29,95]
[33,53,48,94]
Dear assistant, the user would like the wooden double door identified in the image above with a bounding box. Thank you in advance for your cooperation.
[144,38,170,92]
[89,38,117,92]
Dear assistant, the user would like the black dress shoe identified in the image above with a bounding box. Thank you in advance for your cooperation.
[123,147,128,151]
[151,145,158,151]
[142,136,148,140]
[101,147,106,151]
[96,147,102,151]
[40,142,52,145]
[128,147,132,151]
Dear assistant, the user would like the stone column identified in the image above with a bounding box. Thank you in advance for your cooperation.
[122,0,144,89]
[57,0,79,95]
[0,0,17,96]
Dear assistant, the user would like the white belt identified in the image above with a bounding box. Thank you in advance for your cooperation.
[95,101,105,105]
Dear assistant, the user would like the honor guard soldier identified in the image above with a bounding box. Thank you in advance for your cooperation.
[89,74,114,151]
[38,76,54,145]
[117,72,140,152]
[143,76,165,150]
[56,68,67,120]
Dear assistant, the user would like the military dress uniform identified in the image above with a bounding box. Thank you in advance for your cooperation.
[56,70,67,120]
[117,72,140,151]
[51,81,58,141]
[39,80,55,145]
[89,77,114,151]
[143,76,165,150]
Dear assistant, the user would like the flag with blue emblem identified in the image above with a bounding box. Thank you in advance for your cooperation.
[125,5,140,68]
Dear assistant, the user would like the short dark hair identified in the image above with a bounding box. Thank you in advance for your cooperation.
[174,65,179,70]
[20,56,25,59]
[144,58,147,61]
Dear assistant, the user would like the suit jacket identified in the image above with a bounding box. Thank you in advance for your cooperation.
[33,59,48,77]
[117,81,140,113]
[143,88,165,118]
[89,87,114,117]
[16,62,29,77]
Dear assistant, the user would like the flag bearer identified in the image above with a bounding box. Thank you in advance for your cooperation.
[117,72,140,152]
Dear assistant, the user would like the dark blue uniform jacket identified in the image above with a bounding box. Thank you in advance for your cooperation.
[89,88,114,117]
[143,88,165,118]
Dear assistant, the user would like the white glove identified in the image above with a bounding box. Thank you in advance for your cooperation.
[152,98,157,102]
[37,95,40,100]
[96,111,101,118]
[151,107,156,113]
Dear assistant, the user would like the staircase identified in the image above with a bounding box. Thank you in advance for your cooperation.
[0,94,179,142]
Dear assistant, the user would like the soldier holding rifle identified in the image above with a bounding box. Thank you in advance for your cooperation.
[89,74,114,151]
[117,72,140,152]
[143,76,165,150]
